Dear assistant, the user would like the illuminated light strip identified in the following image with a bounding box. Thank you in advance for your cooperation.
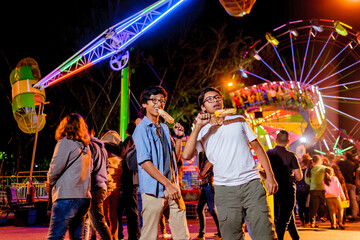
[273,24,286,32]
[299,29,312,83]
[40,70,61,87]
[272,44,293,81]
[340,146,353,153]
[290,32,297,82]
[259,58,288,84]
[318,79,360,90]
[323,139,329,150]
[314,60,360,86]
[320,19,334,23]
[115,16,142,34]
[265,135,273,149]
[34,0,187,89]
[289,20,303,24]
[83,39,107,56]
[143,0,167,13]
[302,32,333,86]
[314,106,322,124]
[61,55,83,71]
[48,63,94,87]
[92,50,117,64]
[317,91,326,117]
[326,119,339,130]
[322,95,360,101]
[325,104,360,122]
[314,149,326,155]
[245,71,272,83]
[306,42,353,86]
[333,136,340,150]
[339,21,352,29]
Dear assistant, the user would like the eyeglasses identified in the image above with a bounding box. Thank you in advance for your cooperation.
[148,98,166,105]
[204,95,222,104]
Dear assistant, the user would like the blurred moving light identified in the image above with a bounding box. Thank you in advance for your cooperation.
[311,19,324,32]
[334,21,348,36]
[219,0,257,17]
[227,82,234,87]
[265,32,279,45]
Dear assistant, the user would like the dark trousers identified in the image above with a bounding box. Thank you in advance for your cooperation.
[309,190,326,225]
[89,187,112,240]
[296,190,309,223]
[196,183,221,237]
[118,185,141,240]
[274,188,299,240]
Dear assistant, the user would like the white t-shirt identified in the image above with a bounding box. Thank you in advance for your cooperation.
[196,115,259,186]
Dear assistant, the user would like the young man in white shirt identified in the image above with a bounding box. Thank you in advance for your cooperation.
[182,87,278,240]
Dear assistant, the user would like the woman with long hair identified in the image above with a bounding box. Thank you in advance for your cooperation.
[305,155,328,227]
[46,113,92,240]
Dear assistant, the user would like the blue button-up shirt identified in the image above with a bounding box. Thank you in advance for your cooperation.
[133,116,178,197]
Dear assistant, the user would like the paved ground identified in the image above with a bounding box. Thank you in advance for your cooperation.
[0,211,360,239]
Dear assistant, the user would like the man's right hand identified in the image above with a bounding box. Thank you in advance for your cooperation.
[165,182,181,200]
[195,112,211,128]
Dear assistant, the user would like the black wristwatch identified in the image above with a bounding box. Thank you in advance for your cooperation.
[176,135,184,139]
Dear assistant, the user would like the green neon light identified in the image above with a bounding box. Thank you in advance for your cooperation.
[143,0,166,14]
[120,66,130,140]
[333,136,340,150]
[61,55,83,71]
[314,149,326,155]
[340,146,353,153]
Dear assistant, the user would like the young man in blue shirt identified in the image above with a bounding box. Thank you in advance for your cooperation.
[133,86,190,240]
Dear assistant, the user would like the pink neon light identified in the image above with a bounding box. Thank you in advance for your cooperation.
[289,20,303,24]
[48,63,94,87]
[273,24,286,32]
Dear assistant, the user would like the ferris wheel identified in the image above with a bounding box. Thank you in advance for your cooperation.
[236,19,360,155]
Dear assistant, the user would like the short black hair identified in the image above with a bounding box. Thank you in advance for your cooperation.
[276,130,289,144]
[198,87,223,107]
[126,121,136,135]
[140,86,168,105]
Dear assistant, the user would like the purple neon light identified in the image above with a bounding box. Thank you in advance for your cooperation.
[319,79,360,90]
[272,44,293,81]
[315,60,360,86]
[325,104,360,122]
[289,32,297,82]
[306,42,352,86]
[322,95,360,101]
[245,70,272,83]
[299,29,312,84]
[301,32,334,86]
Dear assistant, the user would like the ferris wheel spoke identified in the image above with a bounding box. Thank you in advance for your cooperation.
[302,32,334,86]
[325,104,360,122]
[318,79,360,90]
[299,29,312,84]
[326,118,339,131]
[272,44,293,81]
[257,57,288,84]
[315,60,360,86]
[290,32,297,82]
[244,70,272,83]
[306,41,352,86]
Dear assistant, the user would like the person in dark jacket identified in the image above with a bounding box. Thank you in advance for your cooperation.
[118,121,141,240]
[84,124,112,240]
[267,130,302,240]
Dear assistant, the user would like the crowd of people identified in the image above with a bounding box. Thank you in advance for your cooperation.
[229,81,319,111]
[45,85,360,240]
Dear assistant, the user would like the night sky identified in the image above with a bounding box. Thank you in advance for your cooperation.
[1,0,360,172]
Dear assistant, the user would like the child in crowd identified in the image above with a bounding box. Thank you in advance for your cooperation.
[323,167,346,229]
